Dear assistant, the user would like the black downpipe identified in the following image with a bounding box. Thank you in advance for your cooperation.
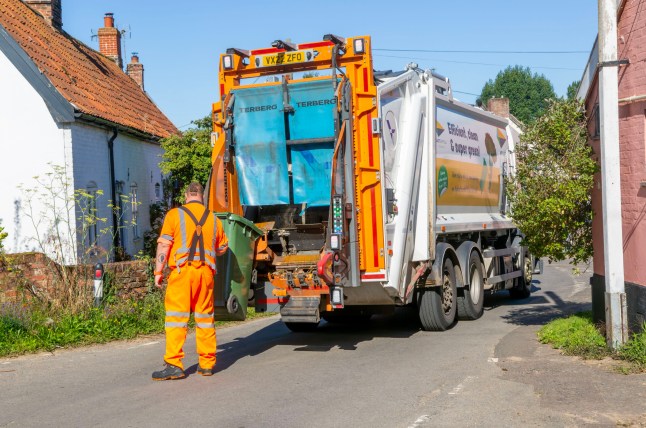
[107,128,120,251]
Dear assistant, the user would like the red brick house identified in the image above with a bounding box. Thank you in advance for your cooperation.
[578,0,646,333]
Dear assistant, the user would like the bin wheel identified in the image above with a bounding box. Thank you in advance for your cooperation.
[227,295,240,314]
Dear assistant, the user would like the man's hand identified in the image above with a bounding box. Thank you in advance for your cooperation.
[155,274,163,289]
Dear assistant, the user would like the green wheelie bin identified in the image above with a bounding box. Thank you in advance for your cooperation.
[213,212,263,321]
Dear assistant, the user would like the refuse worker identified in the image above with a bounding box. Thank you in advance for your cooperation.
[152,181,228,381]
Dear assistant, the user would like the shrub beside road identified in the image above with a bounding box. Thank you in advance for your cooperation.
[538,311,646,373]
[0,294,273,358]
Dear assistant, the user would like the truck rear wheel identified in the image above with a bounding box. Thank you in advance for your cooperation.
[284,322,319,332]
[457,251,484,320]
[418,257,457,331]
[510,253,533,299]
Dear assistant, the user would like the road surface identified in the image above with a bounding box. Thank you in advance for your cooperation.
[1,261,645,427]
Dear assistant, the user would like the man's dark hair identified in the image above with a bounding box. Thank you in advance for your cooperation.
[186,182,204,196]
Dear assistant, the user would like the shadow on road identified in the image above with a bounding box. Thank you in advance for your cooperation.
[484,281,592,327]
[202,307,421,374]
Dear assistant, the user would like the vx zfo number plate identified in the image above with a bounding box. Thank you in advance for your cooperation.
[255,49,316,68]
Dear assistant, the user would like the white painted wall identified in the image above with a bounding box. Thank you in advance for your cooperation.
[112,132,164,257]
[1,48,166,264]
[72,123,164,259]
[0,48,77,263]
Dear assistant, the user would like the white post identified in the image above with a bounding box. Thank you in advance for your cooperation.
[598,0,627,349]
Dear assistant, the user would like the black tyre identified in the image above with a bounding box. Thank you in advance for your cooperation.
[457,251,484,320]
[284,322,319,332]
[510,252,533,299]
[418,257,457,331]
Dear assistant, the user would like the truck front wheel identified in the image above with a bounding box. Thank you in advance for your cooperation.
[418,257,457,331]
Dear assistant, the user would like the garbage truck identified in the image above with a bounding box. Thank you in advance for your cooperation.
[206,35,541,331]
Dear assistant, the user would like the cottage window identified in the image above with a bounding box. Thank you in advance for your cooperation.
[131,182,139,239]
[116,180,127,246]
[591,103,600,140]
[85,181,98,247]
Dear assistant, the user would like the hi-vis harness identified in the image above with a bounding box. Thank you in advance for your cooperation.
[174,206,217,272]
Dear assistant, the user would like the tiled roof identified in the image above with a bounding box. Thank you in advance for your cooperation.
[0,0,178,139]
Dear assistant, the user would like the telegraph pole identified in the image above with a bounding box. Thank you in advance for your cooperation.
[598,0,627,348]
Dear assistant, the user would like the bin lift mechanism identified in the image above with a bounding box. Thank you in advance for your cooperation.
[212,35,385,312]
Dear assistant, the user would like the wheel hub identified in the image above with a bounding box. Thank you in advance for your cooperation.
[442,275,453,314]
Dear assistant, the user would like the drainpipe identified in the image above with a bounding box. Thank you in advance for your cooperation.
[107,128,120,251]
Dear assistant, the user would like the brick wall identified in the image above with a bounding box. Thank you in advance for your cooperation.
[0,252,155,304]
[585,0,646,331]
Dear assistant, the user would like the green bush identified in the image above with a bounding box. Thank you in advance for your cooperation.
[538,311,609,359]
[618,324,646,366]
[0,295,275,357]
[0,294,165,357]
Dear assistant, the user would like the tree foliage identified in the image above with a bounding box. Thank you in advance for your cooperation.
[567,80,581,101]
[507,98,597,265]
[159,115,212,202]
[480,65,556,124]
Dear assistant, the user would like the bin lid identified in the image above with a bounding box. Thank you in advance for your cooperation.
[215,212,264,240]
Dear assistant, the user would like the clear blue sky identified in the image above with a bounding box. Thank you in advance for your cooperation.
[62,0,597,130]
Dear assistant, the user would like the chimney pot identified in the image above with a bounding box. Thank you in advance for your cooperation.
[103,13,114,28]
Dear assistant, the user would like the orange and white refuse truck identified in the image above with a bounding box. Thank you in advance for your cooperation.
[207,35,541,331]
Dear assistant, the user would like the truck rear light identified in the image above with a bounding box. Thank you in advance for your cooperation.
[353,38,365,55]
[330,234,340,250]
[223,55,233,70]
[331,287,344,306]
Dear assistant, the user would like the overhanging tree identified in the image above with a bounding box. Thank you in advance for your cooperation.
[567,80,581,100]
[507,98,597,266]
[480,65,556,124]
[159,115,212,203]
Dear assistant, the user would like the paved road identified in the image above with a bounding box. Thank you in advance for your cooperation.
[1,261,645,427]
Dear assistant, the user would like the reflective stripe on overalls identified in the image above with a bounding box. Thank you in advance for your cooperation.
[173,206,217,272]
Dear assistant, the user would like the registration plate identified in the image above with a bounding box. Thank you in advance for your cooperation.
[255,49,314,68]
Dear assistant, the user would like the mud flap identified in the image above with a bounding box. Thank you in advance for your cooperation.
[280,297,321,324]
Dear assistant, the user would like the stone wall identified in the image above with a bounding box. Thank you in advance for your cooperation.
[0,252,154,304]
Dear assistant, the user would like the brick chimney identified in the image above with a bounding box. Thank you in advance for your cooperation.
[126,53,144,91]
[25,0,62,29]
[487,97,510,118]
[98,13,122,69]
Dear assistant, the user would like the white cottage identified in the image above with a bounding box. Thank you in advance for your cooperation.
[0,0,178,263]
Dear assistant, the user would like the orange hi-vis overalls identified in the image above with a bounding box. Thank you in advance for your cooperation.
[158,201,228,370]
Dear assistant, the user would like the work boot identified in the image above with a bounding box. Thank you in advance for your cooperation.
[152,363,186,381]
[197,365,214,376]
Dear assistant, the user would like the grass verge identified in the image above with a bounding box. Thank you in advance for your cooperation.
[0,296,276,358]
[538,311,646,373]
